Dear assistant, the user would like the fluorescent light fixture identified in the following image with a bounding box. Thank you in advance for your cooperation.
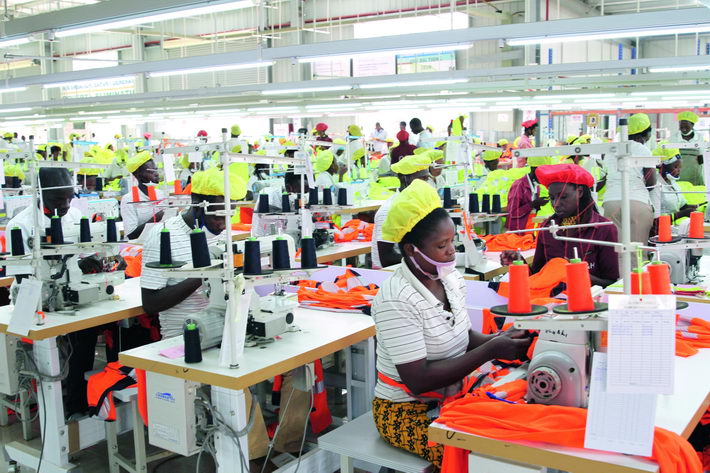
[0,37,31,48]
[266,85,352,95]
[458,96,521,102]
[56,0,254,38]
[0,86,27,94]
[0,107,32,114]
[508,23,710,46]
[360,79,468,89]
[78,109,122,115]
[43,76,134,89]
[533,93,615,100]
[69,117,89,121]
[148,61,272,78]
[299,44,472,63]
[633,89,710,96]
[649,64,710,73]
[305,103,346,109]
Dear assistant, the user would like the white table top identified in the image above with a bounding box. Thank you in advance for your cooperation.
[303,240,372,265]
[430,349,710,473]
[120,307,375,390]
[0,277,144,340]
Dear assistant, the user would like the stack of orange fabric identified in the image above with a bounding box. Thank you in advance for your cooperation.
[334,219,374,243]
[496,257,567,304]
[296,269,379,311]
[437,400,702,473]
[481,233,537,251]
[676,315,710,354]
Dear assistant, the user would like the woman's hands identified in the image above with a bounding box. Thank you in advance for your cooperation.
[499,250,523,266]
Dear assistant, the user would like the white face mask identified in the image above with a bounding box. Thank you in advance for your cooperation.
[681,129,694,137]
[666,173,680,181]
[410,246,457,280]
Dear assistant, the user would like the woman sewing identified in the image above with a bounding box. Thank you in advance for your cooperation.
[371,179,532,469]
[501,164,620,288]
[654,144,697,220]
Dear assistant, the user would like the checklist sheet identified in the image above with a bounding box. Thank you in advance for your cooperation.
[585,352,657,456]
[607,294,675,395]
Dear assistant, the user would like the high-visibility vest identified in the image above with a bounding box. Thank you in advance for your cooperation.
[87,362,137,421]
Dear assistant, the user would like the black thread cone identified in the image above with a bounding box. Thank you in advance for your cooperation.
[50,216,64,245]
[322,188,333,205]
[281,193,291,213]
[443,187,454,209]
[183,323,202,363]
[257,194,269,213]
[309,188,319,206]
[300,237,318,269]
[95,177,103,191]
[481,194,491,213]
[492,194,502,213]
[469,193,479,213]
[272,238,290,270]
[10,227,24,256]
[337,187,348,205]
[159,229,172,266]
[80,217,91,243]
[190,230,211,268]
[244,239,262,274]
[106,218,118,242]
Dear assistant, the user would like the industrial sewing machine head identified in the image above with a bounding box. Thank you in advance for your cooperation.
[247,286,296,339]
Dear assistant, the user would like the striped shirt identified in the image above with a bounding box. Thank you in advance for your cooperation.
[371,262,470,402]
[140,215,209,339]
[120,186,167,237]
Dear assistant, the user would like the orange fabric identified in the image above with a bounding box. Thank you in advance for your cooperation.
[497,257,568,301]
[87,362,137,422]
[676,317,710,352]
[120,245,143,278]
[0,233,5,253]
[309,359,332,434]
[297,283,379,310]
[481,308,499,335]
[334,219,374,243]
[438,400,702,473]
[240,207,253,225]
[481,233,537,251]
[231,222,252,232]
[136,368,147,426]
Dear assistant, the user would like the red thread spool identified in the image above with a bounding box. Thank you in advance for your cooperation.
[648,261,672,295]
[689,211,704,238]
[658,214,672,242]
[566,258,594,312]
[131,186,140,203]
[508,261,532,313]
[631,270,652,295]
[174,180,183,194]
[147,186,157,201]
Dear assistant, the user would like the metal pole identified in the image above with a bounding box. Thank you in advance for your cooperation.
[618,119,631,294]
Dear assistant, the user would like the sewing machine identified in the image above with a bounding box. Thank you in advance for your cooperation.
[455,224,487,273]
[247,289,296,339]
[656,245,702,284]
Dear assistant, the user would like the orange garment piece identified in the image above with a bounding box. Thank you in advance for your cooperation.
[675,338,699,357]
[334,219,374,243]
[438,400,702,473]
[481,233,537,251]
[231,222,252,232]
[497,257,568,301]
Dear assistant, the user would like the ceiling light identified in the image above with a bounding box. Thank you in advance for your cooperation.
[360,79,468,89]
[55,0,254,38]
[533,93,615,100]
[78,109,122,115]
[0,86,27,94]
[299,44,472,63]
[0,37,31,48]
[43,76,134,89]
[633,89,710,96]
[266,85,352,95]
[649,64,710,73]
[148,61,272,78]
[508,24,710,46]
[0,107,32,114]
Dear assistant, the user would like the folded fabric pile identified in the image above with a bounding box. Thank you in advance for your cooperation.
[296,269,379,311]
[481,232,536,251]
[334,219,374,243]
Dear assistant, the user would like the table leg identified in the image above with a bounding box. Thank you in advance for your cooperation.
[212,386,249,473]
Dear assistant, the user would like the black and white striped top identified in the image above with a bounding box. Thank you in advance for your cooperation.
[372,262,470,402]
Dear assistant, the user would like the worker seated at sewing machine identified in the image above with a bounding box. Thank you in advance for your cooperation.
[140,167,312,461]
[121,151,168,240]
[251,172,310,239]
[370,180,532,469]
[6,168,126,419]
[500,164,620,288]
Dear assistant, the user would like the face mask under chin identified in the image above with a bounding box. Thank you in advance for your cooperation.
[410,246,456,280]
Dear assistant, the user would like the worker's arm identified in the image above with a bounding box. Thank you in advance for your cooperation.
[643,167,657,188]
[595,177,606,192]
[395,336,531,395]
[141,279,203,314]
[377,241,401,268]
[126,211,165,240]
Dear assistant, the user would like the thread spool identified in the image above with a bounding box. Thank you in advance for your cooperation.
[10,227,24,256]
[300,237,318,269]
[508,261,532,313]
[272,237,291,270]
[190,229,211,268]
[281,193,291,213]
[50,215,64,245]
[233,244,244,267]
[106,218,118,243]
[256,193,270,213]
[442,187,454,209]
[80,217,91,243]
[147,186,157,201]
[481,194,491,213]
[492,194,502,213]
[322,188,333,206]
[131,186,140,203]
[174,180,183,194]
[183,323,203,364]
[95,177,104,192]
[630,269,652,295]
[658,214,672,242]
[159,228,172,266]
[469,193,480,213]
[337,187,348,206]
[309,188,319,206]
[648,261,672,295]
[565,257,594,312]
[244,238,262,275]
[689,211,704,238]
